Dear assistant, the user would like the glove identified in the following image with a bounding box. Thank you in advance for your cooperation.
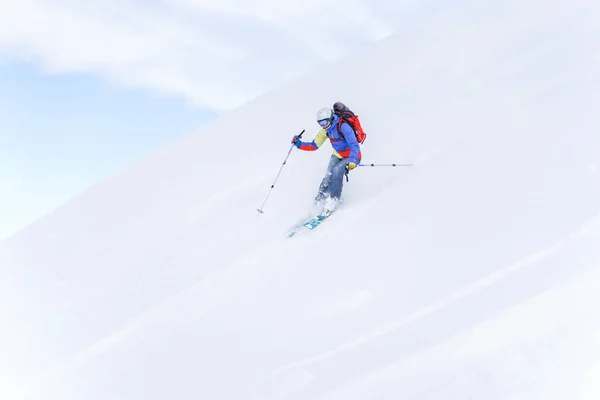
[291,135,302,148]
[345,161,357,173]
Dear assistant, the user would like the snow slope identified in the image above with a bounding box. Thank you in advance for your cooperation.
[2,2,600,399]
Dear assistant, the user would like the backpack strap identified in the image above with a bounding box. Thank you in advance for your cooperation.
[336,118,345,139]
[336,118,355,138]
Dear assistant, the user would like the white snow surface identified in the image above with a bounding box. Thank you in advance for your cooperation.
[2,3,600,399]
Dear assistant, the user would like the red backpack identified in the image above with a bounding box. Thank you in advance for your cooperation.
[333,102,367,144]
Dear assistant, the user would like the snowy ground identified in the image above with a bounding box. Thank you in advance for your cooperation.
[1,2,600,399]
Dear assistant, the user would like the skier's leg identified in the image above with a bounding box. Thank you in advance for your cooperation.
[328,158,350,200]
[315,155,340,202]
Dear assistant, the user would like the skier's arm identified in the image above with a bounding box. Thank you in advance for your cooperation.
[295,129,328,151]
[341,123,361,163]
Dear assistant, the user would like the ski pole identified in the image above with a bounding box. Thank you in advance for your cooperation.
[257,129,305,214]
[358,163,414,167]
[346,162,413,181]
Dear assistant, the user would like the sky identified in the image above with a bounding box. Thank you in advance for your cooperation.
[0,58,216,240]
[0,0,600,397]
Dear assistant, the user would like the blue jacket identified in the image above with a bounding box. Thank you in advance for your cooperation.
[297,115,362,164]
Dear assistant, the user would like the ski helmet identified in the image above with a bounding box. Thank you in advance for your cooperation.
[316,107,334,129]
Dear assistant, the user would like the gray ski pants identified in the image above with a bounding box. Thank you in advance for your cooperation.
[316,155,351,201]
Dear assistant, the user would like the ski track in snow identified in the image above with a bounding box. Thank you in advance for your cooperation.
[272,211,600,377]
[319,263,600,400]
[20,228,293,393]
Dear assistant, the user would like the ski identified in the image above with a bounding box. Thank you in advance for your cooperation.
[286,209,334,238]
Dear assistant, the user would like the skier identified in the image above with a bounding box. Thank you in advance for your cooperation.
[291,106,362,212]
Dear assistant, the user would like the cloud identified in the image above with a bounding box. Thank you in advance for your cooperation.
[0,0,397,111]
[1,0,597,111]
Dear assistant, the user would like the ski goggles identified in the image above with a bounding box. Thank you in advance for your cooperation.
[318,118,332,128]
